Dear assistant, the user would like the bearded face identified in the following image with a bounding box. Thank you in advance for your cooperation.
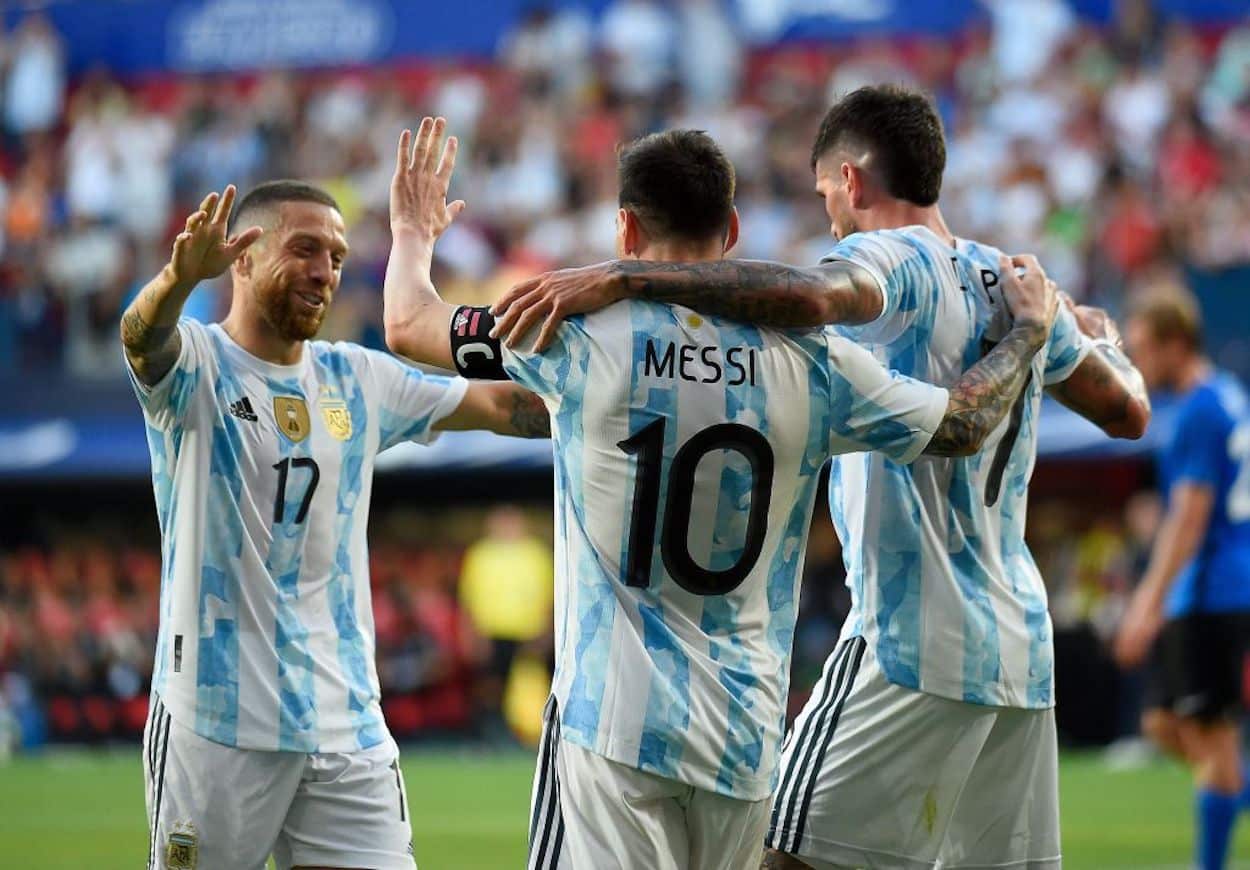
[242,201,347,342]
[253,262,331,341]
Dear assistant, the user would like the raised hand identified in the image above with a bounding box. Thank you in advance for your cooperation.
[999,254,1058,335]
[489,262,625,352]
[168,185,263,289]
[391,117,465,240]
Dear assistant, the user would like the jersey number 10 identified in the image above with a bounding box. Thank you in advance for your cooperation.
[618,419,774,596]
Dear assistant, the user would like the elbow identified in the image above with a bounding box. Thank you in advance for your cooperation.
[1103,398,1151,440]
[383,318,415,358]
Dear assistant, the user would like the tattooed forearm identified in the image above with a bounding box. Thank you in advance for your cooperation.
[615,259,883,328]
[925,324,1047,457]
[507,388,551,438]
[1047,341,1150,438]
[120,305,181,386]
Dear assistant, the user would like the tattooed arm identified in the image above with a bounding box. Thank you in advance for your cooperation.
[433,382,551,438]
[121,184,263,386]
[924,254,1058,457]
[925,321,1049,456]
[1046,302,1150,439]
[489,258,884,353]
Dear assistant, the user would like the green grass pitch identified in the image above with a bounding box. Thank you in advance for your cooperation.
[0,749,1247,868]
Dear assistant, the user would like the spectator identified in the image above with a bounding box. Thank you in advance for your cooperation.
[458,507,553,737]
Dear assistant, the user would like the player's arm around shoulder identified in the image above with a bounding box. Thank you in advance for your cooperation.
[924,255,1055,457]
[487,254,886,354]
[1045,297,1151,440]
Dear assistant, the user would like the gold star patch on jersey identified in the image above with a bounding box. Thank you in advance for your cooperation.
[319,397,352,441]
[166,823,198,869]
[273,396,310,443]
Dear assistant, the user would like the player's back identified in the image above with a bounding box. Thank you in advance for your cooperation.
[1162,370,1250,617]
[825,226,1091,709]
[502,298,945,800]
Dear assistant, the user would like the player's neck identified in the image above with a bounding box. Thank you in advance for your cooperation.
[632,241,723,263]
[220,310,304,367]
[860,202,954,245]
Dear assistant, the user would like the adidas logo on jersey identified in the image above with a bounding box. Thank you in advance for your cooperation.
[228,396,258,422]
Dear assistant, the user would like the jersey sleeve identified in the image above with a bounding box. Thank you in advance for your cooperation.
[1041,303,1093,386]
[359,349,469,451]
[123,318,207,430]
[823,335,949,464]
[1169,392,1226,489]
[821,232,915,346]
[500,317,593,407]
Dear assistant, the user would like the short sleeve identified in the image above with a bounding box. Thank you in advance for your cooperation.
[501,316,592,406]
[824,335,949,464]
[124,319,206,430]
[1042,304,1093,386]
[1169,394,1226,489]
[821,232,916,346]
[363,350,469,451]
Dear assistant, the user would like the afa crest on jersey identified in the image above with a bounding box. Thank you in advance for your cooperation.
[273,396,310,443]
[319,395,352,440]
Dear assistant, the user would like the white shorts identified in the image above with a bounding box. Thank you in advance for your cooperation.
[528,698,770,870]
[767,637,1060,870]
[143,696,415,870]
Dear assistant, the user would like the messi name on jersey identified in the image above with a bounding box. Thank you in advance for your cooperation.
[644,339,758,386]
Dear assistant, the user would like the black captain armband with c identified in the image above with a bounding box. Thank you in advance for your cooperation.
[450,305,509,381]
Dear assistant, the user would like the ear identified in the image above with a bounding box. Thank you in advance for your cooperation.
[232,247,252,281]
[844,162,866,209]
[621,208,645,258]
[722,207,740,255]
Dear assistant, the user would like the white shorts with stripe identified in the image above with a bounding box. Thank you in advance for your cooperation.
[767,636,1060,870]
[142,695,415,870]
[528,697,770,870]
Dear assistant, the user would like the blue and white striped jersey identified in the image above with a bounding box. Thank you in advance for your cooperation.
[826,227,1092,709]
[127,319,467,752]
[503,301,948,800]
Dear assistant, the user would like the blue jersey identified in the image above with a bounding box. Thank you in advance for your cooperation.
[1160,371,1250,617]
[127,320,467,751]
[824,227,1092,709]
[503,301,947,799]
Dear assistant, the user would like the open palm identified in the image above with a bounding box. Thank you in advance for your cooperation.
[169,185,263,286]
[391,116,465,240]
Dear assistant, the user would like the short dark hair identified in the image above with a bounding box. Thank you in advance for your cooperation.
[810,85,946,206]
[230,180,340,233]
[618,130,735,243]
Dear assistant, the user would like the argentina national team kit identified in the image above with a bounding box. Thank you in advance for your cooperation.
[493,299,949,869]
[766,227,1093,870]
[129,319,466,869]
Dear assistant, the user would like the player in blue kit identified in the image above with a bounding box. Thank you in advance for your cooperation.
[492,86,1152,869]
[384,116,1060,870]
[1115,289,1250,870]
[120,181,548,869]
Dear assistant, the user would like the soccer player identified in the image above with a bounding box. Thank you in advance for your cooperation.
[384,116,1059,870]
[491,85,1152,869]
[120,181,548,870]
[1115,290,1250,870]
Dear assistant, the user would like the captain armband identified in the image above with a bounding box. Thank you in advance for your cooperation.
[449,306,509,381]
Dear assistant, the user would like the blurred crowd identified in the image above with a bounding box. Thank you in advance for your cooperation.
[0,0,1247,376]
